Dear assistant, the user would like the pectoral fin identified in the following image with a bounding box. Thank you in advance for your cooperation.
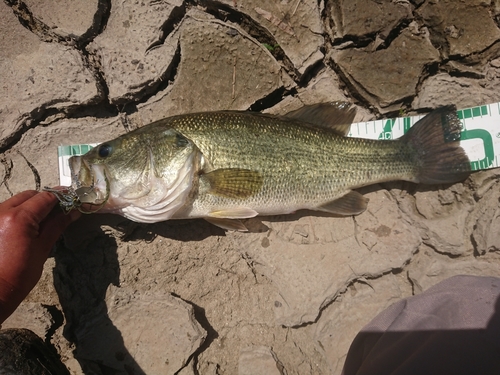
[283,102,356,136]
[204,217,248,232]
[201,168,263,199]
[317,191,368,216]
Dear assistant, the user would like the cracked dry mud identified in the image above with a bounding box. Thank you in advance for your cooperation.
[2,1,500,374]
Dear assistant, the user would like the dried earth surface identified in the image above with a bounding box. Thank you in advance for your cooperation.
[2,1,500,374]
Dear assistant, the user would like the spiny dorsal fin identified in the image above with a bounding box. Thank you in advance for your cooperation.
[283,102,356,136]
[317,190,368,216]
[201,168,263,199]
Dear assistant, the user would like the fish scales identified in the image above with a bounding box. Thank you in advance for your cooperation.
[164,111,416,217]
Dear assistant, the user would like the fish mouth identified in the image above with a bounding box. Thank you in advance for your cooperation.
[69,156,109,208]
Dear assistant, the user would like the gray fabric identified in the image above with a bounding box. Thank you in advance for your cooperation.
[342,275,500,375]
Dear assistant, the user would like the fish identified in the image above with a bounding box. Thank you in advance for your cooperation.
[48,103,471,231]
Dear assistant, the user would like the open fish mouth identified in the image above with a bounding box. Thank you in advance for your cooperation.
[43,156,110,214]
[70,156,110,211]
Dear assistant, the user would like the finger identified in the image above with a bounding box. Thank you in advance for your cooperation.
[0,190,39,210]
[18,191,59,223]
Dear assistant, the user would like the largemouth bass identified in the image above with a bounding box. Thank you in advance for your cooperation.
[49,103,471,231]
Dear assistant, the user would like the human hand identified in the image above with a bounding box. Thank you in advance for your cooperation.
[0,191,81,323]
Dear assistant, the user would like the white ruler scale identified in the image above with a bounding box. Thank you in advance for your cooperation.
[57,103,500,185]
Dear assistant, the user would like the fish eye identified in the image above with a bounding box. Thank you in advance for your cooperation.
[98,144,112,158]
[175,134,189,148]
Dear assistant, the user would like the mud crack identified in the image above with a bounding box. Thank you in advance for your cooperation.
[199,0,300,81]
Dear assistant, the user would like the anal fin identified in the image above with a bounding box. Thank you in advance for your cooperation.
[317,190,368,216]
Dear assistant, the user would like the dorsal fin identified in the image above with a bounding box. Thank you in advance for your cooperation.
[283,102,356,136]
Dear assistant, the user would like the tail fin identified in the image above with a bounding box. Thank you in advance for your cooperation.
[403,106,471,184]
